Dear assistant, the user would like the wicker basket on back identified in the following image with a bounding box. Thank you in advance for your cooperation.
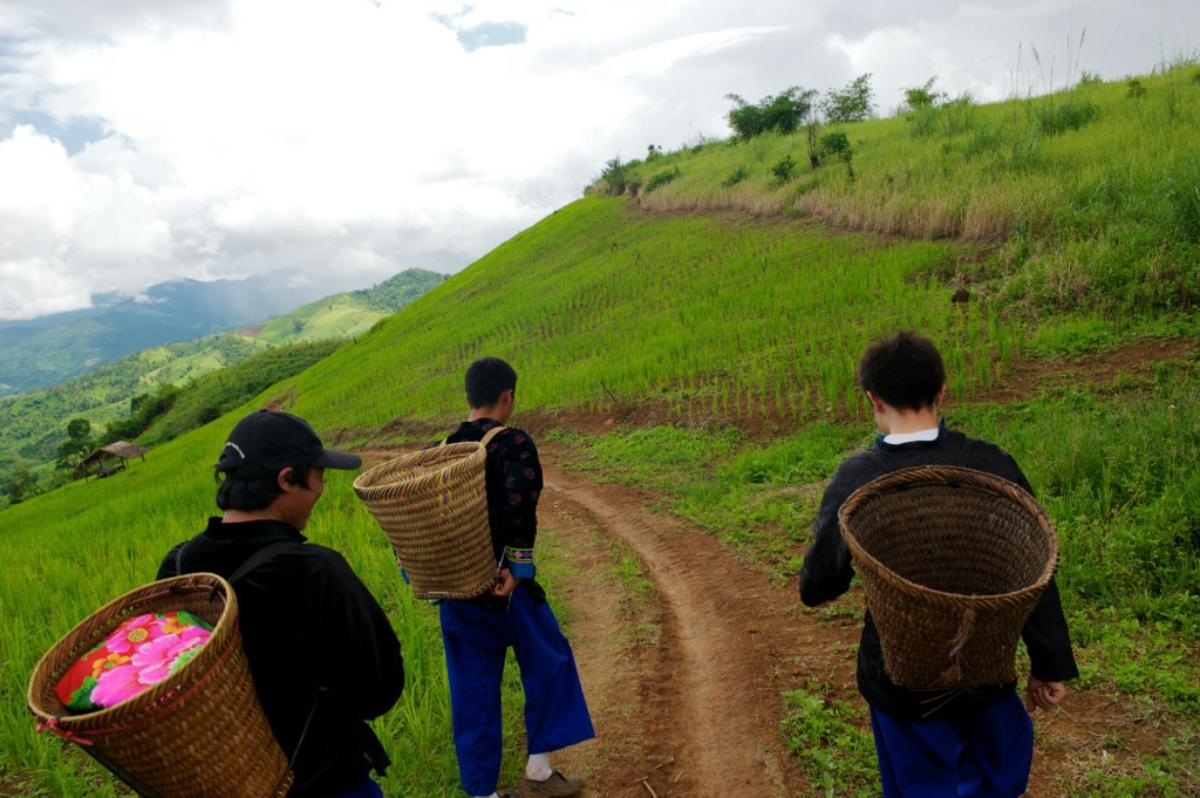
[353,427,505,599]
[838,466,1057,690]
[28,573,292,797]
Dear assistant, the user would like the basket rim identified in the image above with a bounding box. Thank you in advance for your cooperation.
[353,441,486,499]
[27,572,239,728]
[837,465,1058,608]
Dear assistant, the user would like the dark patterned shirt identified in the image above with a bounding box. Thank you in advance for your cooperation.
[445,417,543,579]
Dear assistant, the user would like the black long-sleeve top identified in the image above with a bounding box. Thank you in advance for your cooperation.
[160,518,404,796]
[799,426,1079,722]
[445,417,543,581]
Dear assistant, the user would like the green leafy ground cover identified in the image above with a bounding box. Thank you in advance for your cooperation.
[0,69,1198,795]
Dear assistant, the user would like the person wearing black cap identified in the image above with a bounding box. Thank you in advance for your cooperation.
[159,409,404,798]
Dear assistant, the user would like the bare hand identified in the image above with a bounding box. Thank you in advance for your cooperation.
[1025,675,1067,711]
[491,567,519,598]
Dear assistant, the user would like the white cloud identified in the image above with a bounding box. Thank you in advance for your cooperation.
[0,0,1197,318]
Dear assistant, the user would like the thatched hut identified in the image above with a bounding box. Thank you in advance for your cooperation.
[75,442,149,481]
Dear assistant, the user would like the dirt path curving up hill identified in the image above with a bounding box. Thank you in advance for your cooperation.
[539,459,856,797]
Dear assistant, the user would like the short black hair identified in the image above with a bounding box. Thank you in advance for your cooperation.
[857,331,946,412]
[465,357,517,408]
[215,463,312,511]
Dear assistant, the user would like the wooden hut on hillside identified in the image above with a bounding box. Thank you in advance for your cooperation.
[75,442,149,481]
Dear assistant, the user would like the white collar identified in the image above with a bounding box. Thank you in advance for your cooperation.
[882,427,941,445]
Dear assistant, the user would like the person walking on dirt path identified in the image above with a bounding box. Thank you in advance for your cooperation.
[438,357,594,798]
[159,409,405,798]
[799,332,1078,798]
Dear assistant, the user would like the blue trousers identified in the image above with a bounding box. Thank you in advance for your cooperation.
[439,585,595,796]
[870,691,1033,798]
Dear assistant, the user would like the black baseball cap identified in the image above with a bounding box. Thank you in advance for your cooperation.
[216,409,361,478]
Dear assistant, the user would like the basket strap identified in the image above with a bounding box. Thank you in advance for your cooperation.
[480,425,507,447]
[865,449,890,473]
[228,541,296,585]
[956,437,975,467]
[174,541,189,575]
[439,425,507,448]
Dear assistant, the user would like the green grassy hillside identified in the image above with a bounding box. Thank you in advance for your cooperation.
[0,334,265,476]
[138,340,342,446]
[254,269,446,344]
[1,69,1198,795]
[603,67,1200,315]
[0,270,445,495]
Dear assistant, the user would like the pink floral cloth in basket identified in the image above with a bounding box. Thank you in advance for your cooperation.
[54,611,213,712]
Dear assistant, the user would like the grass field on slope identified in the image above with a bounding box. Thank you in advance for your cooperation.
[283,197,1024,435]
[604,67,1200,316]
[254,294,389,345]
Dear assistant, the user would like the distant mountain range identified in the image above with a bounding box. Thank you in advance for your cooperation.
[0,270,444,396]
[0,268,446,476]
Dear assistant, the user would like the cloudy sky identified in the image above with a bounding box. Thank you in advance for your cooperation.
[0,0,1196,318]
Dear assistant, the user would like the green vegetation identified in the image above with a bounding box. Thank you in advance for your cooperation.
[725,86,819,139]
[0,270,443,499]
[821,73,876,124]
[0,335,265,484]
[604,67,1200,316]
[781,687,877,797]
[255,270,444,345]
[352,269,448,313]
[280,198,1021,436]
[138,340,341,446]
[0,277,327,397]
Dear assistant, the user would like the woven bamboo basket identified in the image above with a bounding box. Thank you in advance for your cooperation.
[838,466,1057,690]
[28,573,292,797]
[353,428,504,599]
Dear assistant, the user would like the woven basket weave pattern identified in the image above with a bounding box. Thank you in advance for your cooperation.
[838,467,1057,690]
[28,574,292,797]
[354,437,499,600]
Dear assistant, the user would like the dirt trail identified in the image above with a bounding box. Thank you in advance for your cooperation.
[539,457,855,797]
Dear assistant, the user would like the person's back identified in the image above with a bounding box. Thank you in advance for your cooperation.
[160,410,404,798]
[800,423,1075,720]
[799,332,1077,797]
[436,358,592,798]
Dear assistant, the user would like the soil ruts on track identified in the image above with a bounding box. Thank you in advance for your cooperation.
[540,461,855,797]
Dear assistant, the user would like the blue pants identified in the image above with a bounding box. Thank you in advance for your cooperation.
[870,691,1033,798]
[439,585,595,796]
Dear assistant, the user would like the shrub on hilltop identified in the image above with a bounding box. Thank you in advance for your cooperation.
[725,86,819,140]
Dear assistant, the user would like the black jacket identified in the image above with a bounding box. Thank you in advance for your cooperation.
[799,426,1079,722]
[444,418,543,572]
[160,518,404,796]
